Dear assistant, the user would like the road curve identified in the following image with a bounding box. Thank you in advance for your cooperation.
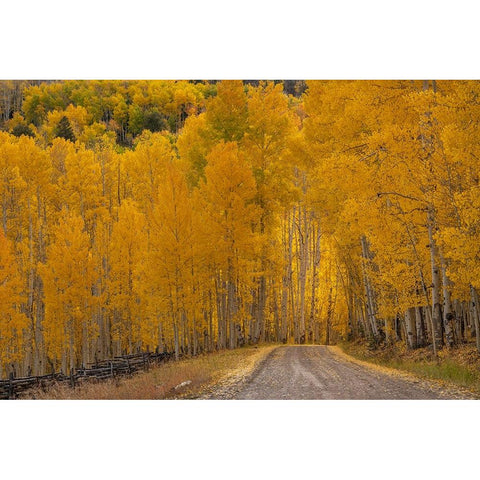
[205,346,475,400]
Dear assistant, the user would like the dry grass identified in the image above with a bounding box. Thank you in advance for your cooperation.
[21,345,277,400]
[338,340,480,395]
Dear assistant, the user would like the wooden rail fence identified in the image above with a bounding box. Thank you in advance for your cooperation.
[0,351,175,399]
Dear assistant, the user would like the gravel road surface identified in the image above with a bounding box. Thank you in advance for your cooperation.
[204,346,476,399]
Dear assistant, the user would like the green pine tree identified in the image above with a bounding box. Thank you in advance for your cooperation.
[11,123,35,138]
[55,116,76,142]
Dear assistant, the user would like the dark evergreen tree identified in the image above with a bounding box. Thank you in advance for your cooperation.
[55,116,76,142]
[11,123,35,138]
[144,110,166,132]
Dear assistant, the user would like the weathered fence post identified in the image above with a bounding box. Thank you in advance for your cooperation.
[0,348,176,398]
[8,372,14,399]
[143,354,148,371]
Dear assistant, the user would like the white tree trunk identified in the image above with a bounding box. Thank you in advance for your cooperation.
[360,236,379,341]
[470,286,480,353]
[405,307,417,349]
[440,255,454,347]
[427,210,443,354]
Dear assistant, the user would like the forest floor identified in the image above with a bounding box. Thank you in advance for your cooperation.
[202,345,477,399]
[21,343,479,400]
[22,345,277,400]
[338,340,480,398]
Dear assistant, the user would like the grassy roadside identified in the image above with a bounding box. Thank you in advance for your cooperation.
[21,345,277,400]
[337,340,480,396]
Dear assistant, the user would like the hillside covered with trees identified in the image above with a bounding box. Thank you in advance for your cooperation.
[0,79,479,378]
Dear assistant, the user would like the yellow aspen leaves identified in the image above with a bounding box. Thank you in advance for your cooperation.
[2,79,480,377]
[40,212,95,369]
[0,230,28,376]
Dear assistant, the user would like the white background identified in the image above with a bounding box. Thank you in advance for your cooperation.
[1,1,479,478]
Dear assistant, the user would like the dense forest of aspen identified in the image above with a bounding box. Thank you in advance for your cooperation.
[1,79,479,378]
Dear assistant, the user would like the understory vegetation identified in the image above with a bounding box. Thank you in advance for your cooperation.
[340,341,480,394]
[22,345,274,400]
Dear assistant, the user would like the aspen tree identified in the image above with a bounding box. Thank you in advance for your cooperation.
[108,200,147,355]
[195,142,260,348]
[40,212,95,373]
[146,161,195,359]
[0,230,28,377]
[204,80,248,143]
[243,82,299,342]
[125,132,176,211]
[3,134,54,375]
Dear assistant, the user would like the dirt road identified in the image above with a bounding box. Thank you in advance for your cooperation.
[203,346,476,399]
